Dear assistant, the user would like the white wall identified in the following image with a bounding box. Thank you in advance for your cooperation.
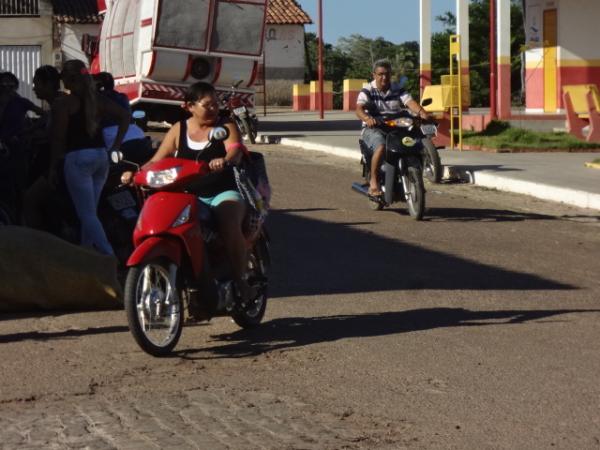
[61,23,101,65]
[263,24,304,79]
[557,0,600,61]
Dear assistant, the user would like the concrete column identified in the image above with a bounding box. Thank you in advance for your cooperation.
[497,0,511,118]
[419,0,432,96]
[456,0,469,77]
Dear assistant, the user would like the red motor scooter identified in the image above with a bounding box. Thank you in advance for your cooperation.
[118,128,270,356]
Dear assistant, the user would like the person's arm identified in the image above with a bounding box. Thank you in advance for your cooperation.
[120,122,178,184]
[209,121,244,171]
[405,98,430,120]
[99,95,130,152]
[23,98,44,117]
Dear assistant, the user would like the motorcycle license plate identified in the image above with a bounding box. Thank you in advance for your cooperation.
[420,124,437,135]
[234,107,247,115]
[107,190,136,211]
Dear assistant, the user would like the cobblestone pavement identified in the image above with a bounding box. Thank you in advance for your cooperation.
[0,388,407,450]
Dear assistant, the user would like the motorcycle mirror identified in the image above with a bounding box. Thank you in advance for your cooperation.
[132,110,146,119]
[421,98,433,107]
[208,126,229,142]
[110,150,124,164]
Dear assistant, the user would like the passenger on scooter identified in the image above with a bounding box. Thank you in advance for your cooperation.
[94,72,153,165]
[355,59,430,196]
[0,72,44,147]
[121,82,254,301]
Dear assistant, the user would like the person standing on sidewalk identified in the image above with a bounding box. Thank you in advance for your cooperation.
[49,59,129,255]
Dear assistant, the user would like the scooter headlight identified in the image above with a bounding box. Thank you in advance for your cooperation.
[386,117,413,128]
[146,167,181,188]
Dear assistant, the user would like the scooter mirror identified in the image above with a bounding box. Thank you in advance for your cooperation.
[110,150,124,164]
[421,98,433,107]
[209,126,229,142]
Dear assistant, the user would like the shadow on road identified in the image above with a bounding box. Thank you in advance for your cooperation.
[178,308,600,359]
[267,209,575,298]
[424,208,555,222]
[0,325,129,344]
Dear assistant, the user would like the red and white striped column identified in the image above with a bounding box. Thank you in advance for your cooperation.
[497,0,511,119]
[419,0,432,97]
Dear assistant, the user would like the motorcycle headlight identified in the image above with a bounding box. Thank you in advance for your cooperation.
[145,167,181,188]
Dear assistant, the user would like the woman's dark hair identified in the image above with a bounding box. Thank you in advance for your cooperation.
[61,59,98,137]
[94,72,115,91]
[34,65,61,91]
[183,81,215,104]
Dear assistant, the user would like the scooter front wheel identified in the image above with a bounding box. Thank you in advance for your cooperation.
[124,259,183,356]
[405,166,426,220]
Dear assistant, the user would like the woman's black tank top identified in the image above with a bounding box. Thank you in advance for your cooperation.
[176,119,237,197]
[65,105,104,152]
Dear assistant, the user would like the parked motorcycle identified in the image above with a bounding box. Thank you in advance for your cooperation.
[351,111,428,220]
[221,80,258,144]
[118,127,270,356]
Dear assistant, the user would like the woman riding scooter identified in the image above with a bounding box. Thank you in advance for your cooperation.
[121,81,255,301]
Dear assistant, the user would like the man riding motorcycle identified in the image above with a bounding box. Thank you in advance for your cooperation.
[355,59,431,197]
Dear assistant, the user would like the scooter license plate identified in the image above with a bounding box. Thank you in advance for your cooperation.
[107,190,136,211]
[420,124,437,135]
[234,107,247,115]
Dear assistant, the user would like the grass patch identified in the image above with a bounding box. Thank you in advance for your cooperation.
[463,120,600,150]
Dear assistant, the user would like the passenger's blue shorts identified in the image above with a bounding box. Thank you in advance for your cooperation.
[361,127,387,153]
[199,190,243,208]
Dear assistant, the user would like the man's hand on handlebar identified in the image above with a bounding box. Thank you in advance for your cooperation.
[364,116,378,128]
[120,171,134,185]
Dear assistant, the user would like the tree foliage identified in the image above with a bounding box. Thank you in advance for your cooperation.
[303,0,525,107]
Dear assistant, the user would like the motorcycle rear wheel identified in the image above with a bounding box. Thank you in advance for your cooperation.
[405,166,425,220]
[124,259,184,356]
[232,234,269,328]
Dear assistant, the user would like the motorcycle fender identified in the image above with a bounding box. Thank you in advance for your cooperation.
[382,161,396,205]
[127,236,182,268]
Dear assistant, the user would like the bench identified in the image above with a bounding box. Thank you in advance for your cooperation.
[562,84,600,142]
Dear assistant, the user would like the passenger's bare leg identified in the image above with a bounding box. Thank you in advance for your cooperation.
[214,200,253,299]
[369,144,385,194]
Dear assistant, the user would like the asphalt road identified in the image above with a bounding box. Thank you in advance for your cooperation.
[1,143,600,449]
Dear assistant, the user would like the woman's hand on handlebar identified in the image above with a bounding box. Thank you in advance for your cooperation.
[120,170,134,185]
[209,157,227,172]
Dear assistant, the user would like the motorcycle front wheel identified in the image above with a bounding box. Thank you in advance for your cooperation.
[404,166,425,220]
[124,259,184,356]
[422,138,442,184]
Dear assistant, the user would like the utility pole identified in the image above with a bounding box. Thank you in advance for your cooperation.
[489,0,497,119]
[318,0,324,119]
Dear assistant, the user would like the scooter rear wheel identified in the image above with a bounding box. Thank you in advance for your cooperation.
[124,259,183,356]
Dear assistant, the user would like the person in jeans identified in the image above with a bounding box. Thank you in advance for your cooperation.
[49,59,129,255]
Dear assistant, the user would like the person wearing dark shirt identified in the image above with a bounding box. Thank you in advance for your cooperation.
[50,60,129,256]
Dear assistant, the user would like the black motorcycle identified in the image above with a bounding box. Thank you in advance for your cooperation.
[351,112,429,220]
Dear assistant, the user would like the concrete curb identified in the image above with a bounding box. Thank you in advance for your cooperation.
[260,134,600,211]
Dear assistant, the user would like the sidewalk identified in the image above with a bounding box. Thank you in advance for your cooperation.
[257,111,600,211]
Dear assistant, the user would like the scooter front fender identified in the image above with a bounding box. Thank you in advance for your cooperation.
[127,236,183,268]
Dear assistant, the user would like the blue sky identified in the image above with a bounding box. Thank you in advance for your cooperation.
[296,0,456,45]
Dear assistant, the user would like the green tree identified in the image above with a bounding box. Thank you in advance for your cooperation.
[432,0,525,107]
